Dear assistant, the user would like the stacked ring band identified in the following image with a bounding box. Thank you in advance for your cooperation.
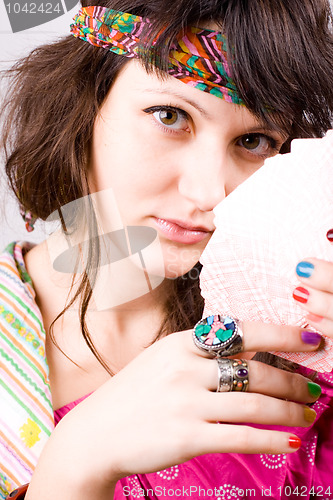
[216,358,249,392]
[193,314,244,357]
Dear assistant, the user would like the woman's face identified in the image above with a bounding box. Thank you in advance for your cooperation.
[89,60,286,279]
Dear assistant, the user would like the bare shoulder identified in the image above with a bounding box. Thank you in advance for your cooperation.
[24,241,109,409]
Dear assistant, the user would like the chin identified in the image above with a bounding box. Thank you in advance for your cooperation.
[162,243,204,280]
[163,261,201,281]
[129,236,203,283]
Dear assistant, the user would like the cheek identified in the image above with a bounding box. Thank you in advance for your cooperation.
[224,156,266,197]
[97,151,177,205]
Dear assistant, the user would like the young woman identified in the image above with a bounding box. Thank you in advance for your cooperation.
[1,1,333,498]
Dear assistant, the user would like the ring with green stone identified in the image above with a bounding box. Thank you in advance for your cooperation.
[193,314,243,358]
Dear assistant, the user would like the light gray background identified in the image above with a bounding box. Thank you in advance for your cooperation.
[1,3,333,249]
[0,4,79,249]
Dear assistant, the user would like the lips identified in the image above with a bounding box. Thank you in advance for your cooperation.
[153,217,213,244]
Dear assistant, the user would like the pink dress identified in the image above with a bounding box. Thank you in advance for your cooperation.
[54,370,333,500]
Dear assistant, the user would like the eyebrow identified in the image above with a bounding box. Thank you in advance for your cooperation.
[142,87,288,139]
[242,124,289,140]
[141,88,212,119]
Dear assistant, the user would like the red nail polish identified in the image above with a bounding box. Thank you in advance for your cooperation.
[293,286,309,304]
[289,436,302,449]
[307,313,324,323]
[327,229,333,242]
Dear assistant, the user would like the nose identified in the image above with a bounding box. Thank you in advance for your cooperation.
[178,143,228,212]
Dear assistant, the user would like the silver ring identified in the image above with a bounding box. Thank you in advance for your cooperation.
[193,314,244,358]
[217,359,249,392]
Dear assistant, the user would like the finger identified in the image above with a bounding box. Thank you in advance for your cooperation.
[292,284,333,336]
[184,354,322,405]
[200,392,316,429]
[295,258,333,293]
[246,361,321,402]
[192,423,301,455]
[206,359,321,403]
[305,314,333,337]
[188,320,322,358]
[241,322,322,353]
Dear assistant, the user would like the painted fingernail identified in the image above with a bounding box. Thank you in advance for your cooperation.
[307,313,324,323]
[327,229,333,242]
[303,407,317,423]
[296,261,314,278]
[293,286,309,304]
[289,436,302,449]
[308,381,322,398]
[301,330,322,345]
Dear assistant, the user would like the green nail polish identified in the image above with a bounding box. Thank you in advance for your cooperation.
[308,382,322,398]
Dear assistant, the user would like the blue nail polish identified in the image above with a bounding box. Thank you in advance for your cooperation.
[296,261,314,278]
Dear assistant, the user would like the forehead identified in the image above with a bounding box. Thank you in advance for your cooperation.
[100,60,280,136]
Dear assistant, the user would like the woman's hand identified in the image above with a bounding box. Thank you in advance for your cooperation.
[293,252,333,337]
[26,321,323,499]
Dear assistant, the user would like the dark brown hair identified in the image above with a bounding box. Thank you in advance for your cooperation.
[2,0,333,372]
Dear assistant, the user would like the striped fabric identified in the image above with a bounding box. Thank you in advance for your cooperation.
[70,6,244,105]
[0,242,54,498]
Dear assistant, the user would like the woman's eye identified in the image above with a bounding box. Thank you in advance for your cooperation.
[238,133,279,158]
[144,106,189,132]
[157,109,179,126]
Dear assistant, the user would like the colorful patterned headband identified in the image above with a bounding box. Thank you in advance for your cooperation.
[70,6,244,105]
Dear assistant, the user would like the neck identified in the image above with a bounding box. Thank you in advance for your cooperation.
[24,239,171,347]
[24,239,173,408]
